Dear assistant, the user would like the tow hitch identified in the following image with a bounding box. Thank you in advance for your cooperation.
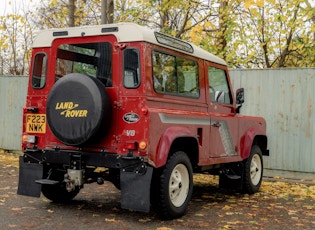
[64,154,85,192]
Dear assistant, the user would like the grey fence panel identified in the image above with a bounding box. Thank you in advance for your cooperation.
[0,76,28,151]
[230,68,315,173]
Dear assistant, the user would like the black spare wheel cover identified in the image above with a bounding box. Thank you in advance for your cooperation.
[47,73,111,146]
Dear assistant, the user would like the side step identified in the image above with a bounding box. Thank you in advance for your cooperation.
[35,179,60,185]
[225,174,241,180]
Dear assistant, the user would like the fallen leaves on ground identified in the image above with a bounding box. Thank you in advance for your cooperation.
[0,149,19,168]
[192,173,315,229]
[1,150,314,229]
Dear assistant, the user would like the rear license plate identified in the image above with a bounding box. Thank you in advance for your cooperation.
[26,114,46,133]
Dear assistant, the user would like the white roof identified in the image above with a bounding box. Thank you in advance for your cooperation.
[32,23,227,66]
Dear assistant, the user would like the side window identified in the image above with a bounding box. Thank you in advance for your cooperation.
[123,48,140,88]
[55,42,112,87]
[32,53,47,88]
[153,52,176,93]
[208,67,232,104]
[152,51,199,98]
[177,57,199,96]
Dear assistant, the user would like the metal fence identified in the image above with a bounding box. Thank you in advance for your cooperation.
[0,76,28,151]
[230,68,315,173]
[1,69,315,172]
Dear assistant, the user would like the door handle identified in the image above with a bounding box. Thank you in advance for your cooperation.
[212,121,221,127]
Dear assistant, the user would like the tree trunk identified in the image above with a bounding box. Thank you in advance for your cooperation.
[219,1,228,60]
[69,0,75,27]
[101,0,114,24]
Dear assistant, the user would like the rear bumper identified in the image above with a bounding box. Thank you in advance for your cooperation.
[22,148,146,169]
[19,148,153,212]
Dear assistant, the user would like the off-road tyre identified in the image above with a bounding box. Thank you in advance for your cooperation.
[153,151,193,219]
[42,183,79,203]
[243,145,263,194]
[41,168,79,202]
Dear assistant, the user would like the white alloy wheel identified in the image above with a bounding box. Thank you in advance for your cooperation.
[169,163,189,207]
[250,153,262,186]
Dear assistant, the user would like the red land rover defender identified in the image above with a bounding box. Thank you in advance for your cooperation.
[18,23,269,219]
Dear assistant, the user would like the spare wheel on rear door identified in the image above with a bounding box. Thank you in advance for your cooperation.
[46,73,111,146]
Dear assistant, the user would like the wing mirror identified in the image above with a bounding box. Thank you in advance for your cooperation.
[236,88,244,104]
[236,88,244,113]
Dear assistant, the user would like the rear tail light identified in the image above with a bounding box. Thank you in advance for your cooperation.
[124,141,137,150]
[22,135,37,144]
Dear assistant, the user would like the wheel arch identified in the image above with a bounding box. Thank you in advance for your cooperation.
[154,126,199,169]
[241,127,268,159]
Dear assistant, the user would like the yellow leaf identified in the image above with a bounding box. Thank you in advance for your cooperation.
[222,205,232,210]
[225,212,234,215]
[138,218,151,223]
[195,213,204,217]
[105,218,117,222]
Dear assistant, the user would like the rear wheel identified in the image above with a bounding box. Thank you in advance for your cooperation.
[42,184,79,203]
[243,145,263,194]
[41,168,79,202]
[154,151,193,219]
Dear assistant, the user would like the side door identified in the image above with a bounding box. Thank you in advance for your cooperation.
[207,65,239,159]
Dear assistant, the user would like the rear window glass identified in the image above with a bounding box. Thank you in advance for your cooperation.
[32,53,47,88]
[55,42,112,87]
[123,48,140,88]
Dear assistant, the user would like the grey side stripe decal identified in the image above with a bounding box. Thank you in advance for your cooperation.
[159,113,211,125]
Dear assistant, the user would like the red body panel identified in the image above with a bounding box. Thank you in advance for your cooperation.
[22,33,267,170]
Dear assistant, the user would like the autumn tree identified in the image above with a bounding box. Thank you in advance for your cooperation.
[0,4,33,75]
[117,0,220,39]
[1,0,315,75]
[223,0,314,68]
[30,0,315,68]
[35,0,115,28]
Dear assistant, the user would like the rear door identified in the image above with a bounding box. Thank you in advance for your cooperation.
[44,35,120,149]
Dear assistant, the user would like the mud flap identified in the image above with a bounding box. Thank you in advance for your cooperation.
[120,166,153,213]
[17,156,43,197]
[219,173,243,191]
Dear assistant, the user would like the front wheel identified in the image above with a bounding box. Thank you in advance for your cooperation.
[243,145,263,194]
[154,151,193,219]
